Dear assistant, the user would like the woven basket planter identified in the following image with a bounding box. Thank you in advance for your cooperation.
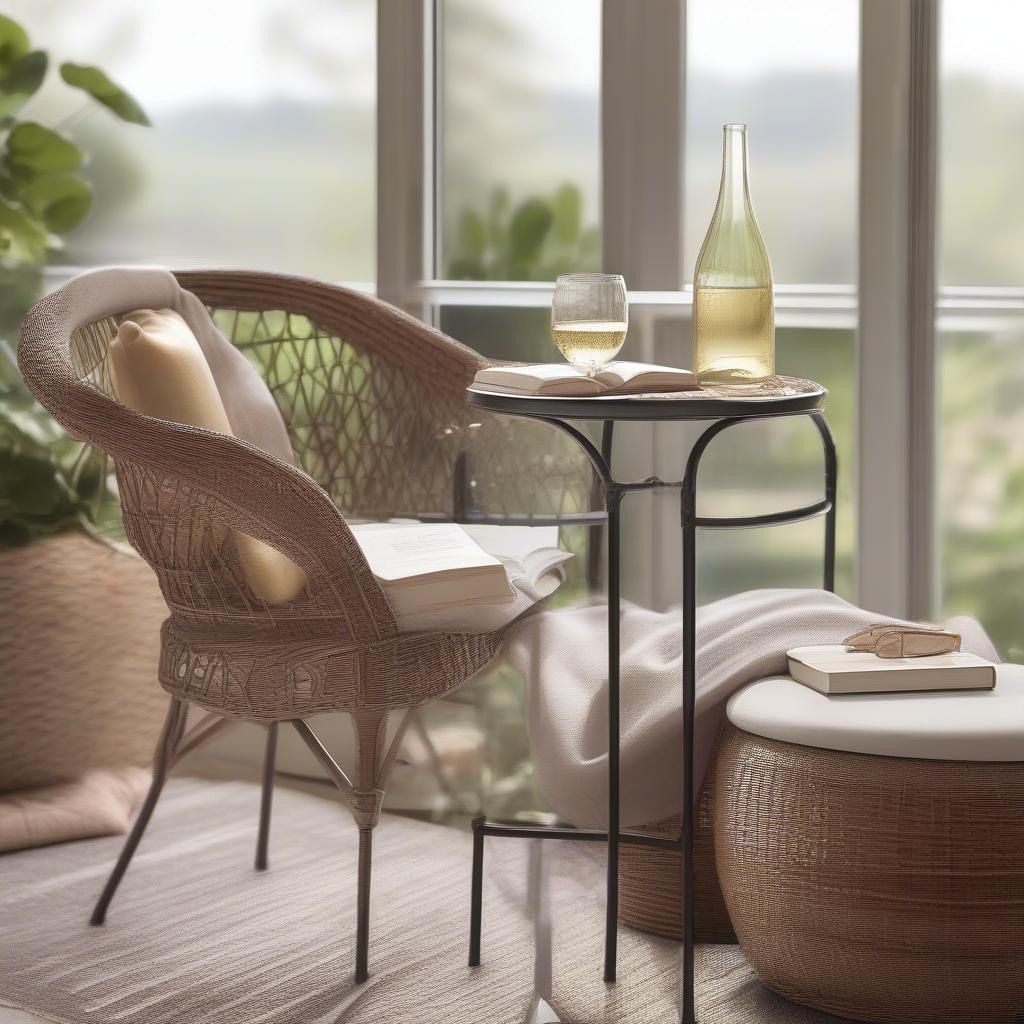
[618,778,737,944]
[713,723,1024,1024]
[0,532,168,792]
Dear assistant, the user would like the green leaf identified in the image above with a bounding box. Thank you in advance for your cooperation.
[59,63,150,125]
[447,256,485,280]
[456,209,487,261]
[5,121,82,178]
[577,224,601,265]
[0,50,47,116]
[20,173,91,231]
[0,15,30,73]
[0,196,48,262]
[0,393,65,450]
[0,455,67,515]
[487,185,510,244]
[550,182,582,246]
[508,198,553,267]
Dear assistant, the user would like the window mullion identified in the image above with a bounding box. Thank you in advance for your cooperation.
[857,0,939,618]
[601,0,686,290]
[602,0,687,610]
[376,0,431,320]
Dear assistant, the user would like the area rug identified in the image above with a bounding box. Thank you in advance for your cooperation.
[0,777,851,1024]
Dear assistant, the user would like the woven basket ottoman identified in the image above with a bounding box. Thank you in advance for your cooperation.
[618,778,737,944]
[714,666,1024,1024]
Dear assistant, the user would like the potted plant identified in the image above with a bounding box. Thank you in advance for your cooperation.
[0,14,168,795]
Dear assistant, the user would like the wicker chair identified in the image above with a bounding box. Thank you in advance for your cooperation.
[17,268,590,982]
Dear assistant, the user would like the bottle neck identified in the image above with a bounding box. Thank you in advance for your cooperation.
[718,125,750,224]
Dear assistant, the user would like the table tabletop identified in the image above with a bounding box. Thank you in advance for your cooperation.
[466,374,826,421]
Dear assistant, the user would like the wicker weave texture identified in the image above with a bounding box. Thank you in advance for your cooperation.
[618,780,736,944]
[713,724,1024,1024]
[18,271,591,724]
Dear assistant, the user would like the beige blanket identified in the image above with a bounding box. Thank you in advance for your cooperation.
[505,588,1000,828]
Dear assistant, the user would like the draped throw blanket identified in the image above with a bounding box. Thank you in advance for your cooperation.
[504,588,1000,829]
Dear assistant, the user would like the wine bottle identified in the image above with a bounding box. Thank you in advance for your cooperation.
[693,124,775,388]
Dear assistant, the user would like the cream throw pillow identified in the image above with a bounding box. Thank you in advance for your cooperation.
[0,767,151,853]
[109,308,307,604]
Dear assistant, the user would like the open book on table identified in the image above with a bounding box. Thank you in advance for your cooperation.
[471,361,698,397]
[349,522,573,616]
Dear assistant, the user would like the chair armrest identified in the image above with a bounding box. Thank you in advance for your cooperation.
[127,416,398,639]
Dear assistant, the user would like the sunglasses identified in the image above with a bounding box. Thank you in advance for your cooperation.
[842,623,962,659]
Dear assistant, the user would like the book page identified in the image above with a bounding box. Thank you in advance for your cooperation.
[462,524,573,587]
[474,364,582,387]
[462,524,559,564]
[593,361,696,389]
[350,523,501,582]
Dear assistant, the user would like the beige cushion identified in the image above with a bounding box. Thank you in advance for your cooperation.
[110,309,307,604]
[726,664,1024,761]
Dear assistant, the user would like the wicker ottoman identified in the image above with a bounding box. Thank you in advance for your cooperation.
[618,779,736,944]
[715,667,1024,1024]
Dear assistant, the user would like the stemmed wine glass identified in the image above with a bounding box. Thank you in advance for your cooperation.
[550,273,628,376]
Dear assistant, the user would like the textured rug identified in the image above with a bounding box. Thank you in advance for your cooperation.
[0,778,851,1024]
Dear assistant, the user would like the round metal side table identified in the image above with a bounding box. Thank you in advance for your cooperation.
[464,377,835,1024]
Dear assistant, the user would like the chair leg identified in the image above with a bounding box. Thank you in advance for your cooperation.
[254,722,278,871]
[90,697,187,926]
[290,714,395,984]
[355,825,373,983]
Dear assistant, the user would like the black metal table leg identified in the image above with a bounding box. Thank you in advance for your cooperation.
[603,487,622,983]
[469,815,485,967]
[679,425,722,1024]
[812,410,838,593]
[677,412,838,1022]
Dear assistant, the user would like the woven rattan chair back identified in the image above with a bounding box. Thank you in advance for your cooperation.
[19,268,587,983]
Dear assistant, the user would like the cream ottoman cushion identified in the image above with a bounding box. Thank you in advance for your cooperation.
[726,662,1024,760]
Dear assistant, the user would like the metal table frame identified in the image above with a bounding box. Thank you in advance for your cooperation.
[464,384,836,1024]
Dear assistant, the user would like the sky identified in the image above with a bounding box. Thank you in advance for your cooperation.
[7,0,1024,118]
[5,0,376,114]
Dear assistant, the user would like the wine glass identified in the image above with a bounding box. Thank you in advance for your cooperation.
[550,273,628,375]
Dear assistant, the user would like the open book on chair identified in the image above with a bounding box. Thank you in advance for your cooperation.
[350,523,573,616]
[471,361,698,397]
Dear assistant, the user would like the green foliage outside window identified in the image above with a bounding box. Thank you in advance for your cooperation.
[445,182,599,281]
[0,13,148,545]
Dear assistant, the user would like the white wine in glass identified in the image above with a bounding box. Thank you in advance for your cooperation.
[551,273,628,375]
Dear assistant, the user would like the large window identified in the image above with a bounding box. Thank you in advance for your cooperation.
[939,0,1024,661]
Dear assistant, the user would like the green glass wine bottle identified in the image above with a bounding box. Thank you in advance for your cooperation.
[693,123,775,388]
